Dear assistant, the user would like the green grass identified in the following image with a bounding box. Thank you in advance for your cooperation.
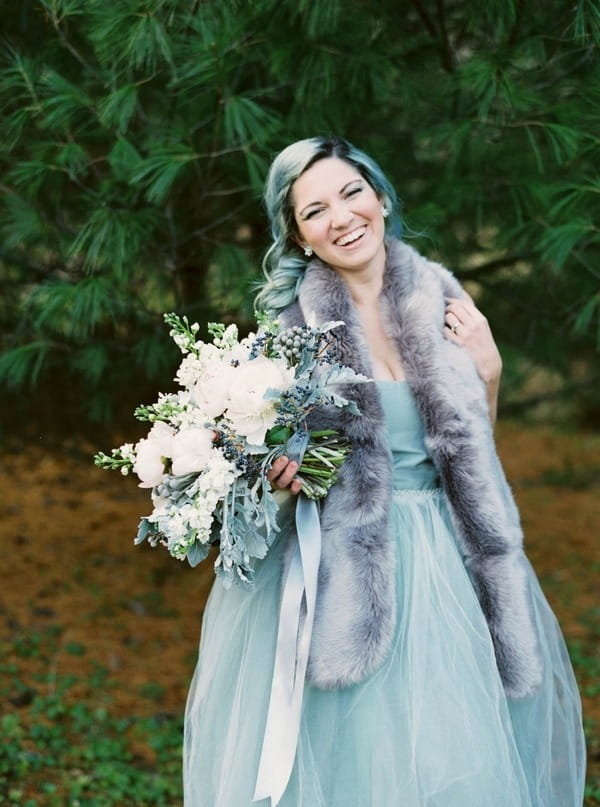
[537,465,600,490]
[1,625,598,804]
[0,628,183,806]
[0,694,183,805]
[568,639,600,807]
[585,715,600,806]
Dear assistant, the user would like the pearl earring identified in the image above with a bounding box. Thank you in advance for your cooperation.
[381,206,389,218]
[303,245,313,257]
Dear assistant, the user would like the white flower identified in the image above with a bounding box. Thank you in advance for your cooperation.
[151,488,169,512]
[225,355,295,446]
[171,331,191,353]
[176,406,210,428]
[133,421,175,488]
[190,357,236,419]
[118,442,136,462]
[171,427,215,476]
[215,323,239,348]
[199,451,239,495]
[175,354,204,389]
[226,336,253,364]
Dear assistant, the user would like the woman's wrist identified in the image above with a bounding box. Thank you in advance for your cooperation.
[478,350,502,386]
[484,365,501,425]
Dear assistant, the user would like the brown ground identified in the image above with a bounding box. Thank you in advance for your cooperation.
[1,421,598,783]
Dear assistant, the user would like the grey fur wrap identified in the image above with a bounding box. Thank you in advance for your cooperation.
[279,237,542,699]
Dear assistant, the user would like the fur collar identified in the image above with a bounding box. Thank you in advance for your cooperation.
[280,238,542,698]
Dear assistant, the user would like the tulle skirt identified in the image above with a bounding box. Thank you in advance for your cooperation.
[183,489,585,806]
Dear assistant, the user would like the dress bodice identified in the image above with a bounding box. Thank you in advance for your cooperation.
[376,380,439,490]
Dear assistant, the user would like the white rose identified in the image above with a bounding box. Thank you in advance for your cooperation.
[191,358,236,419]
[134,421,175,488]
[171,427,215,476]
[225,356,295,446]
[226,337,252,364]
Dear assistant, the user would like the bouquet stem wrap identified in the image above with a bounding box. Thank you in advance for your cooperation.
[253,491,321,806]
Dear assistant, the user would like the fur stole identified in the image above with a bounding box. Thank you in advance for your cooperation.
[279,237,542,699]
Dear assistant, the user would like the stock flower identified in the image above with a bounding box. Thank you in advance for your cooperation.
[134,421,175,488]
[151,488,169,512]
[198,451,238,496]
[171,427,216,476]
[225,356,295,445]
[175,353,204,389]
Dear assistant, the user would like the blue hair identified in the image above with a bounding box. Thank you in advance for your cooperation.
[255,136,401,314]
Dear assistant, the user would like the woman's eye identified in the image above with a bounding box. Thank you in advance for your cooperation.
[345,185,363,198]
[303,207,324,220]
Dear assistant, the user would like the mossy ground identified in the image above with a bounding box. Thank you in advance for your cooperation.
[1,422,598,804]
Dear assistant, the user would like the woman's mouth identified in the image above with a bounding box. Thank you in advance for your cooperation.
[334,226,366,247]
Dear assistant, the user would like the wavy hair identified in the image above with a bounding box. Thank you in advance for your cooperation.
[255,136,401,314]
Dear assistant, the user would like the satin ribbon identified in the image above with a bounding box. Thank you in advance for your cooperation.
[253,491,322,805]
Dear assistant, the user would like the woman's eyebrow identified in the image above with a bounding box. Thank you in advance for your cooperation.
[298,179,363,216]
[340,179,362,193]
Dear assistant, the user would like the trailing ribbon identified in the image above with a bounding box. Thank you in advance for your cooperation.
[252,490,322,806]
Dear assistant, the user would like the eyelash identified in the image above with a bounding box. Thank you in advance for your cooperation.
[302,185,363,221]
[303,208,323,221]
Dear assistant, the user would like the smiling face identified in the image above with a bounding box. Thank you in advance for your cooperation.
[291,157,387,279]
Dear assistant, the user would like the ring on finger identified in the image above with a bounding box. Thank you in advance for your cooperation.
[450,321,459,334]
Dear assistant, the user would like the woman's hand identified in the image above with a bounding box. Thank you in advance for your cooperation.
[444,295,502,423]
[267,455,303,495]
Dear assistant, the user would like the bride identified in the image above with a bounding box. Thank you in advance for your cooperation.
[183,136,585,807]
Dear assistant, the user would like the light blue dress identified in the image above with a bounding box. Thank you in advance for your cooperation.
[184,381,585,806]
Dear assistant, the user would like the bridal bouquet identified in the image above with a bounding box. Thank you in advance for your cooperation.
[94,313,367,587]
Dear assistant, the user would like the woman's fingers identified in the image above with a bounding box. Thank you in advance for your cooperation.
[444,296,484,343]
[443,296,502,384]
[267,455,302,493]
[444,307,464,342]
[266,455,292,483]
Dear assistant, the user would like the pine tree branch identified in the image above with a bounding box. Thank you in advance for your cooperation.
[434,0,455,72]
[42,2,102,78]
[455,253,536,280]
[0,247,54,279]
[508,0,526,46]
[409,0,438,39]
[572,248,600,281]
[179,200,254,245]
[500,376,599,416]
[409,0,455,72]
[205,185,253,197]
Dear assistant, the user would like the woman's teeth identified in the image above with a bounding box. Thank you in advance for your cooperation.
[335,227,365,246]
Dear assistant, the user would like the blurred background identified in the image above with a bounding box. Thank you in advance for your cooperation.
[0,0,598,803]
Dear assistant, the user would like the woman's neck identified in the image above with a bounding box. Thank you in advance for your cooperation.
[337,265,385,308]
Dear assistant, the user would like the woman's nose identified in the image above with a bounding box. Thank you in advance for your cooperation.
[330,201,353,230]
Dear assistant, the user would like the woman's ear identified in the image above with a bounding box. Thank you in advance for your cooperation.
[291,232,310,253]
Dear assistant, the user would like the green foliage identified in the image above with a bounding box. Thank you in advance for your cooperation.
[0,626,184,804]
[0,701,183,804]
[0,0,598,428]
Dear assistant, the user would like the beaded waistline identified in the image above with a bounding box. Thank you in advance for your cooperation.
[393,487,443,497]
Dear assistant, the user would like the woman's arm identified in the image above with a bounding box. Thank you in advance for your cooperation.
[444,296,503,425]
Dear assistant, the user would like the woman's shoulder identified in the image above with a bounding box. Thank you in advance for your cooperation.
[277,299,305,329]
[386,237,465,300]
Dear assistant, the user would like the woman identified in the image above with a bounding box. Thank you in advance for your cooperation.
[183,137,585,806]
